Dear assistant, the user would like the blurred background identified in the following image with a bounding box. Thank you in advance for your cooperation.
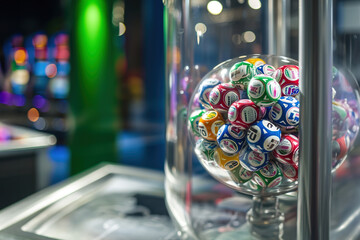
[0,0,358,210]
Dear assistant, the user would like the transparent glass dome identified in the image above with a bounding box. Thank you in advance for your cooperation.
[187,54,360,197]
[164,1,360,239]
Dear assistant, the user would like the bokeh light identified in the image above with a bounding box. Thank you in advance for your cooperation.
[34,117,46,130]
[232,34,242,45]
[12,94,26,107]
[119,22,126,36]
[33,95,47,109]
[0,92,12,105]
[33,34,48,48]
[45,63,57,78]
[11,69,30,85]
[207,1,223,15]
[27,108,40,122]
[55,33,69,46]
[56,46,70,60]
[248,0,261,9]
[243,31,256,42]
[112,1,125,26]
[195,23,207,36]
[14,49,27,65]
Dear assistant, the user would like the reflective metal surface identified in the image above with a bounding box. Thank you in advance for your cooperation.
[298,0,333,239]
[267,0,289,56]
[0,164,178,240]
[0,123,56,156]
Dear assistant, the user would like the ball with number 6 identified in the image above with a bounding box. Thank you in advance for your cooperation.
[247,120,281,153]
[198,110,225,141]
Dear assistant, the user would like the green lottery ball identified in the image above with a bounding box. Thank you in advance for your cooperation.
[229,164,254,184]
[188,109,206,137]
[195,139,218,161]
[248,179,263,191]
[247,75,281,107]
[229,61,255,89]
[252,161,283,188]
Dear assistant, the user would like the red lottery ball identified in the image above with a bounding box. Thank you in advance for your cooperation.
[277,161,298,181]
[273,65,300,97]
[272,134,299,165]
[209,83,241,112]
[228,99,262,129]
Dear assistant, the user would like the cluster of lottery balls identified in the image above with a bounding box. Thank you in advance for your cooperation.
[188,58,303,190]
[189,57,359,191]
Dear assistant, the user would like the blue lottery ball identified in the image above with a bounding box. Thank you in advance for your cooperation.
[239,145,269,171]
[269,96,300,129]
[198,78,221,109]
[217,124,247,154]
[246,120,281,153]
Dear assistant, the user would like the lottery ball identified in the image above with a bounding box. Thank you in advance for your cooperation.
[249,179,263,191]
[228,99,262,129]
[229,61,255,89]
[332,135,350,161]
[198,78,221,109]
[272,134,299,165]
[253,161,283,188]
[247,75,281,107]
[217,124,247,154]
[255,64,276,76]
[209,83,241,112]
[247,120,281,153]
[273,65,300,96]
[269,96,300,129]
[229,164,254,184]
[198,110,225,141]
[188,109,206,137]
[245,58,266,67]
[277,161,298,181]
[239,145,269,171]
[332,101,350,137]
[195,139,218,162]
[214,148,240,170]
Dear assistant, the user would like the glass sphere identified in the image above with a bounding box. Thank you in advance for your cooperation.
[187,54,360,197]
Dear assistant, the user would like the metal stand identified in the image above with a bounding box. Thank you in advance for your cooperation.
[247,197,284,240]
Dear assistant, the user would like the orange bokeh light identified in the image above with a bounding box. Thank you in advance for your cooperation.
[14,49,27,65]
[27,108,40,122]
[45,64,57,78]
[33,34,48,48]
